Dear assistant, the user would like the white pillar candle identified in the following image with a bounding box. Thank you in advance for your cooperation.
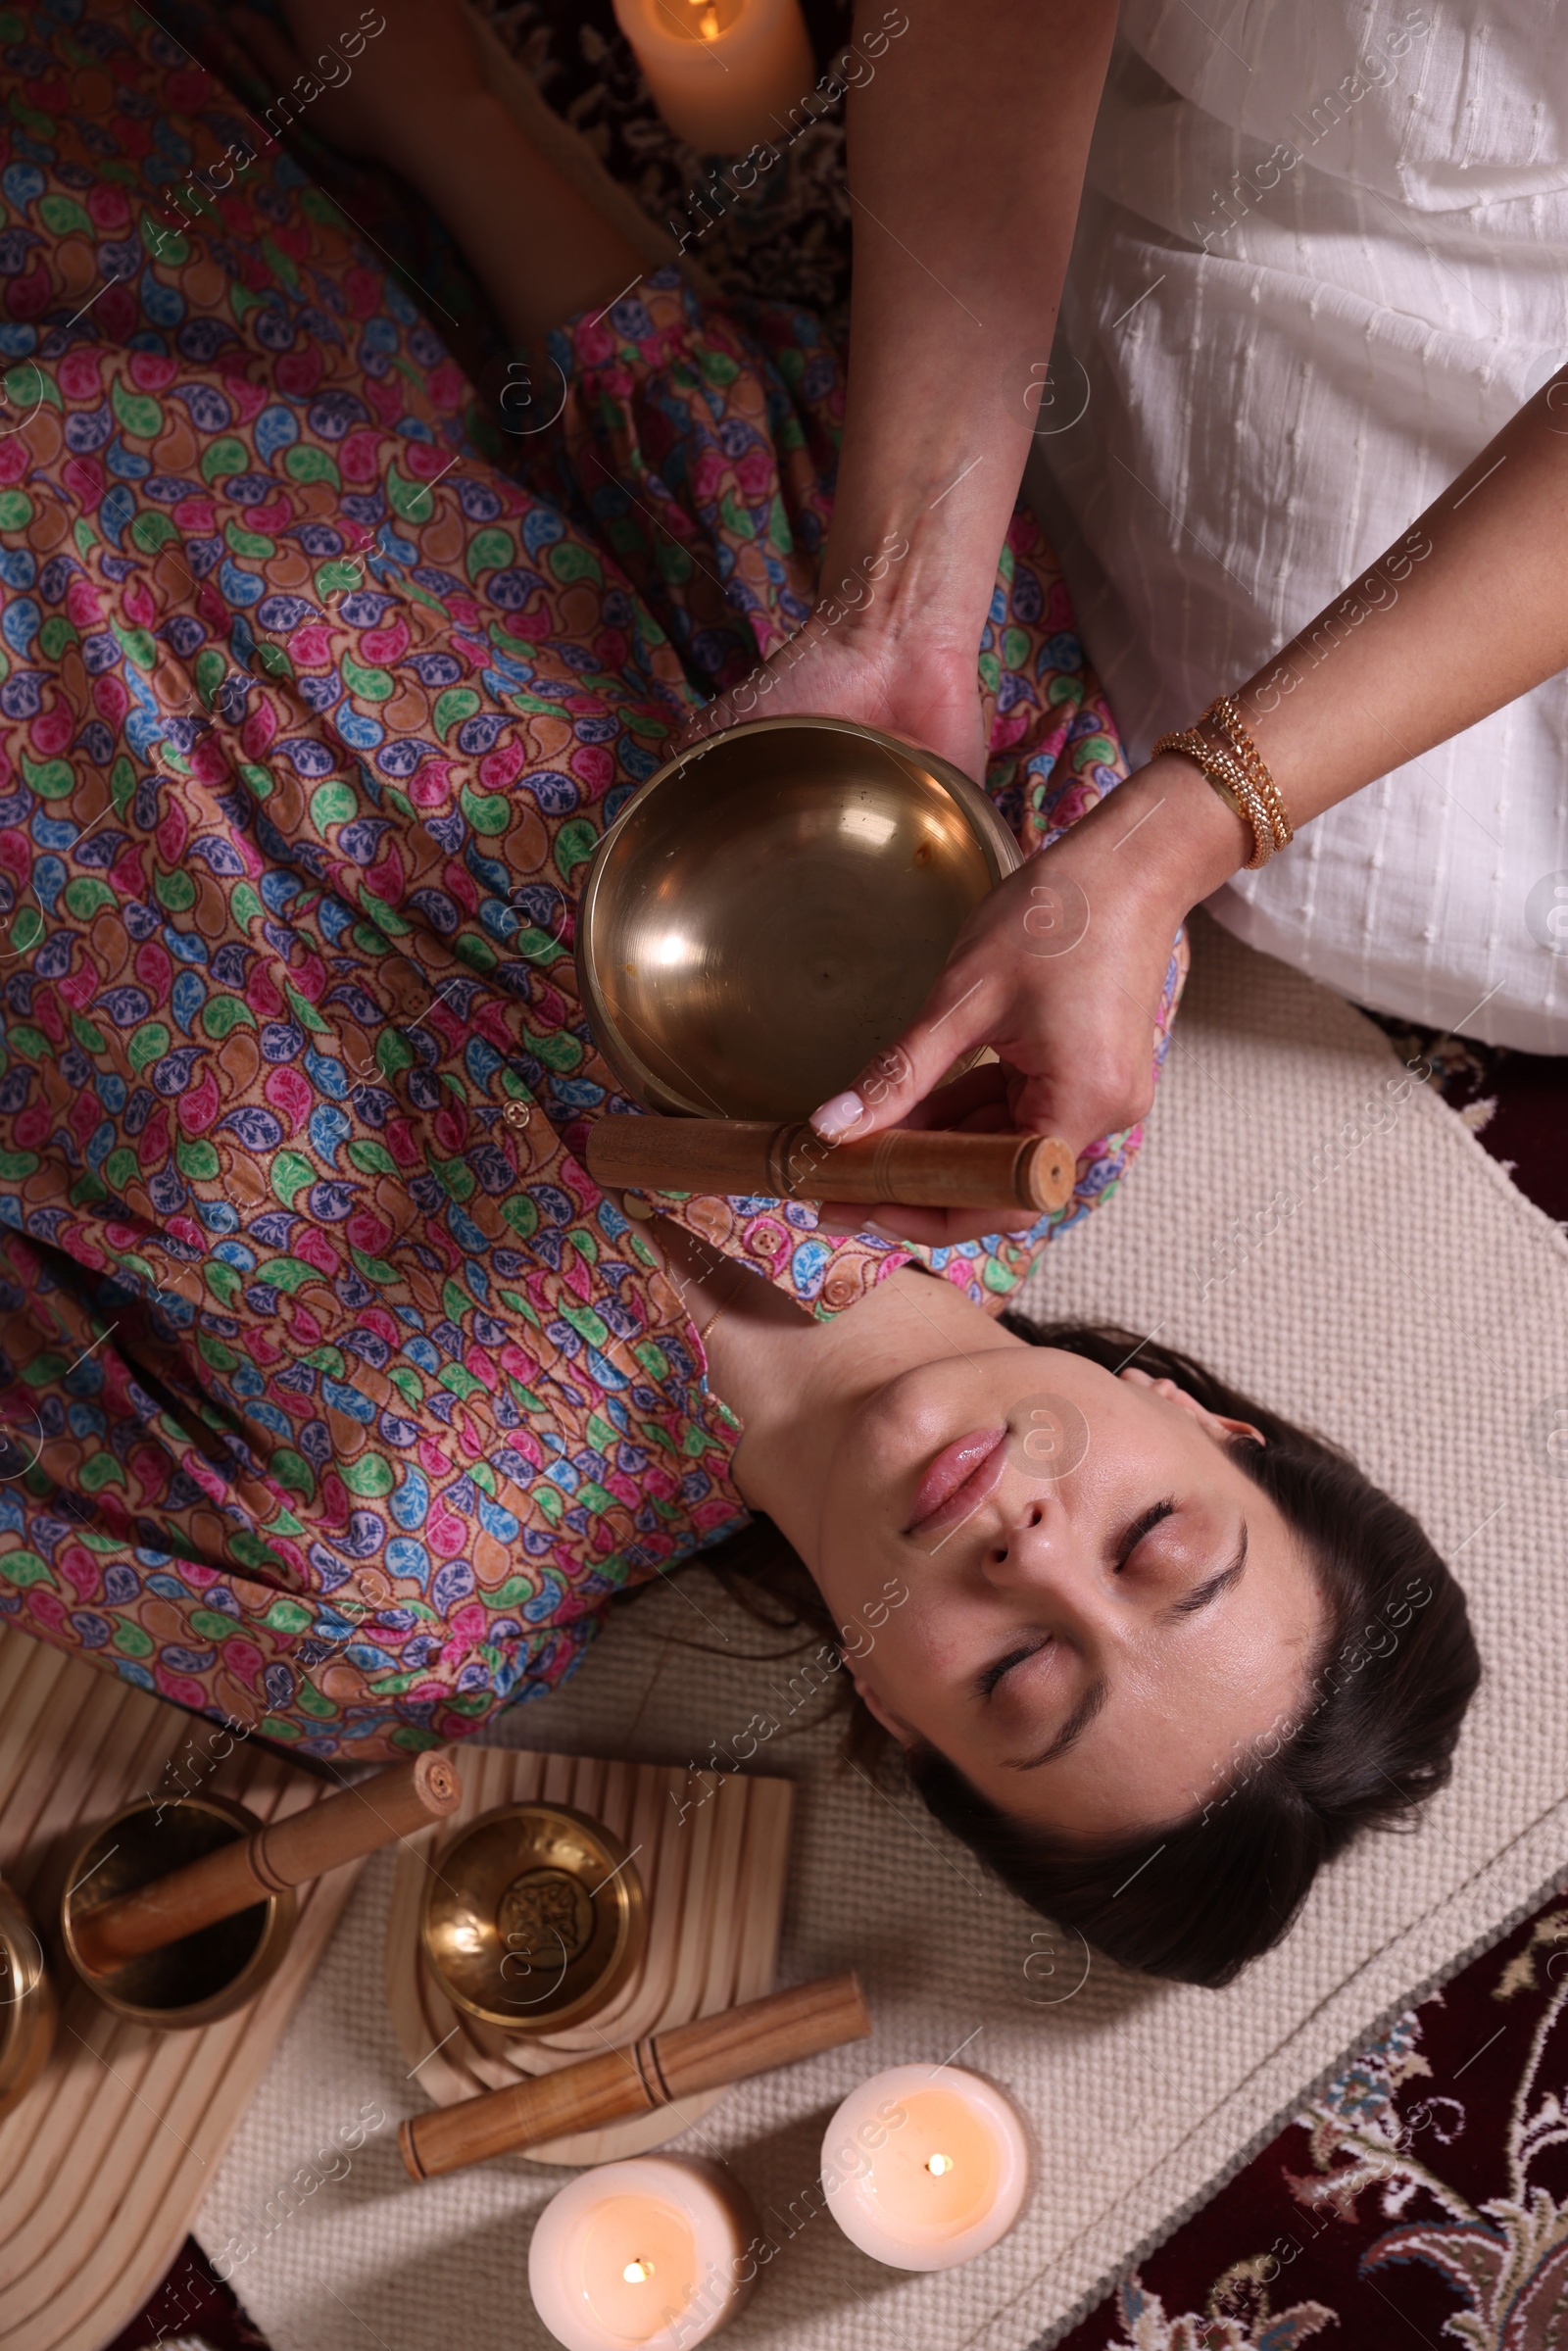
[612,0,815,156]
[528,2156,759,2351]
[820,2065,1032,2271]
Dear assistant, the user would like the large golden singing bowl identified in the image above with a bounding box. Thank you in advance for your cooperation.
[0,1879,55,2118]
[420,1801,646,2033]
[61,1794,296,2032]
[576,716,1021,1119]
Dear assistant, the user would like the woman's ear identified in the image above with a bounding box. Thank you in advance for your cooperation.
[848,1670,918,1749]
[1119,1367,1264,1448]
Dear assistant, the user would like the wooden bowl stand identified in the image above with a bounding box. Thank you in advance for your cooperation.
[385,1746,795,2165]
[0,1627,368,2351]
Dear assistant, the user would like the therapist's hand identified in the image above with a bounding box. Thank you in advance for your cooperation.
[808,754,1250,1248]
[681,564,990,786]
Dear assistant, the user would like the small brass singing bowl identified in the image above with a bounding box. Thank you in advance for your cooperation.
[420,1801,647,2034]
[60,1793,296,2032]
[0,1878,56,2118]
[576,716,1021,1119]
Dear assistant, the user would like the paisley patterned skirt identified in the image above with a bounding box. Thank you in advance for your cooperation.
[0,3,1179,1757]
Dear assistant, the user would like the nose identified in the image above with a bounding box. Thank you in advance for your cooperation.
[975,1479,1081,1597]
[975,1494,1134,1658]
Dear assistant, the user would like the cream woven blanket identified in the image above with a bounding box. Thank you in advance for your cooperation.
[194,915,1568,2350]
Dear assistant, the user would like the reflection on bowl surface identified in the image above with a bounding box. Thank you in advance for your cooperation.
[421,1801,646,2034]
[0,1878,55,2117]
[577,717,1020,1120]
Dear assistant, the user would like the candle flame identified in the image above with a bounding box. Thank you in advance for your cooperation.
[682,0,725,39]
[926,2153,954,2177]
[623,2261,654,2284]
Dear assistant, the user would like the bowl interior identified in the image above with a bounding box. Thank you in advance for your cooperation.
[65,1796,288,2026]
[421,1802,644,2033]
[581,722,1015,1120]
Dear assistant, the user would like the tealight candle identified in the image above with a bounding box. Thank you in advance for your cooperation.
[820,2065,1032,2271]
[528,2156,759,2351]
[612,0,814,155]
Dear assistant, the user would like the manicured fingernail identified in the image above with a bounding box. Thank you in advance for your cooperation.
[810,1090,864,1141]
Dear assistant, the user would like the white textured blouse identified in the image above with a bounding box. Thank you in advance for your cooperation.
[1032,0,1568,1052]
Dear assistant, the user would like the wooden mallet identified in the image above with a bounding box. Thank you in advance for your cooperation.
[70,1751,462,1978]
[586,1117,1076,1216]
[400,1970,871,2180]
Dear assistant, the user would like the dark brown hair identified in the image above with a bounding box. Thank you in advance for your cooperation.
[688,1318,1481,1988]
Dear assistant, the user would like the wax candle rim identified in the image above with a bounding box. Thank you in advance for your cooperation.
[575,2189,700,2337]
[611,0,811,71]
[818,2065,1032,2273]
[528,2156,754,2351]
[633,0,743,46]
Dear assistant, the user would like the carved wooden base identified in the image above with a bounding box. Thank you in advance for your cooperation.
[385,1746,795,2166]
[0,1629,366,2351]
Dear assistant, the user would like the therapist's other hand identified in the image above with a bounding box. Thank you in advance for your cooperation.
[680,573,989,787]
[808,756,1248,1248]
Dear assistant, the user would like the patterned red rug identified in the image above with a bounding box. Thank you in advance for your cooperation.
[1058,1898,1568,2350]
[90,6,1568,2344]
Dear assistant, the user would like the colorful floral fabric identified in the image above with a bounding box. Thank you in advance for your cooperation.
[0,3,1179,1758]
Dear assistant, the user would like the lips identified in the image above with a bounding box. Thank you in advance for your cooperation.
[906,1426,1007,1540]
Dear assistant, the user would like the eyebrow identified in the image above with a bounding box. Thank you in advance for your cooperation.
[1004,1522,1250,1772]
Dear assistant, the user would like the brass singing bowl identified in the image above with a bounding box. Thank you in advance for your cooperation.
[61,1793,296,2031]
[576,716,1021,1119]
[0,1879,56,2118]
[420,1801,647,2034]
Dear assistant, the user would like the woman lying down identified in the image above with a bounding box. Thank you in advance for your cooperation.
[0,0,1476,1985]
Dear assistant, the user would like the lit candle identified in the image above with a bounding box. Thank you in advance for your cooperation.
[611,0,815,156]
[528,2157,759,2351]
[820,2065,1032,2271]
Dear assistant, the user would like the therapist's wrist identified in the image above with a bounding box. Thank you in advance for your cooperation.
[1055,754,1253,918]
[820,416,1032,666]
[815,511,997,656]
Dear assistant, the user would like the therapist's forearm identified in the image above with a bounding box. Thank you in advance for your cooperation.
[825,0,1118,655]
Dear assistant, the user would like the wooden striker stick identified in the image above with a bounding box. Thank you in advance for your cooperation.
[586,1118,1076,1213]
[400,1970,871,2180]
[72,1752,462,1977]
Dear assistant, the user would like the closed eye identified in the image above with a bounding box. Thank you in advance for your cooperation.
[1113,1495,1177,1569]
[977,1639,1047,1699]
[1167,1522,1250,1617]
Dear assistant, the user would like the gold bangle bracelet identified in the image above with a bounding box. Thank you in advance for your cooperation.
[1200,737,1288,857]
[1152,699,1293,869]
[1205,696,1293,852]
[1152,725,1278,868]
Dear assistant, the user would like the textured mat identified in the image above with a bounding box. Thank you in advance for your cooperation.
[188,913,1568,2350]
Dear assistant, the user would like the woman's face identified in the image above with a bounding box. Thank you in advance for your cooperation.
[811,1346,1324,1840]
